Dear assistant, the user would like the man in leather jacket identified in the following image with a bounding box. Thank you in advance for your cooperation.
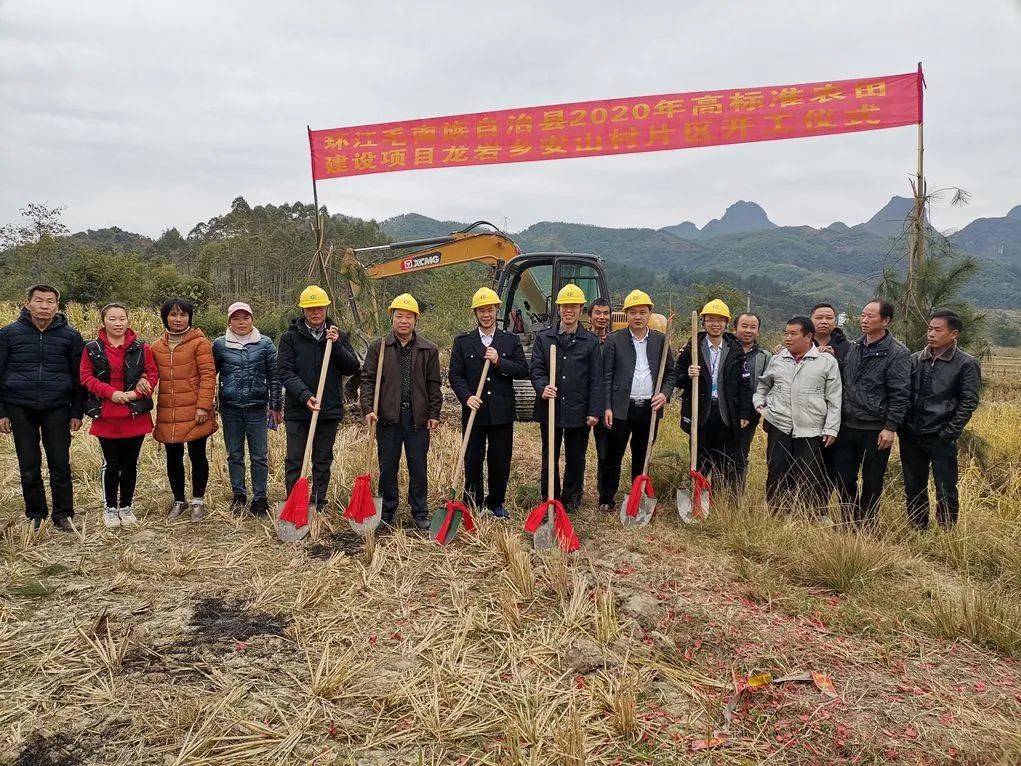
[900,310,981,529]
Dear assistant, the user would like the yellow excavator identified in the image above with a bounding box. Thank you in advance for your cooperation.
[336,220,666,419]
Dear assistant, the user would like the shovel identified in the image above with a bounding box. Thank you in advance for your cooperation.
[677,310,712,522]
[621,314,675,527]
[524,345,580,553]
[344,338,387,536]
[429,360,489,545]
[277,337,334,542]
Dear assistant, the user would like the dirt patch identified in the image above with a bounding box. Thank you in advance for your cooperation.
[306,530,367,560]
[188,596,290,644]
[13,733,82,766]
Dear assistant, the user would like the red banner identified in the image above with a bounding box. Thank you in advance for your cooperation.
[309,70,922,181]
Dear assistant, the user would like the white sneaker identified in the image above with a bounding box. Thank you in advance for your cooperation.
[103,508,121,528]
[119,507,138,526]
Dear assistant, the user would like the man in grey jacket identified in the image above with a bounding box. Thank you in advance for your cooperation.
[831,299,911,529]
[754,316,841,514]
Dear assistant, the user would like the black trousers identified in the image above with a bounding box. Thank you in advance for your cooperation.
[539,421,590,510]
[601,403,656,504]
[99,435,145,509]
[696,403,742,494]
[377,408,430,521]
[830,426,892,528]
[901,432,959,529]
[593,421,610,504]
[735,419,757,493]
[8,403,74,520]
[763,422,827,514]
[166,436,210,503]
[463,420,513,511]
[285,419,339,507]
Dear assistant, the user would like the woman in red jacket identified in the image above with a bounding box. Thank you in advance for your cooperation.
[79,303,159,528]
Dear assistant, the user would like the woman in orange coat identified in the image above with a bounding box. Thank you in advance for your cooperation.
[151,297,217,521]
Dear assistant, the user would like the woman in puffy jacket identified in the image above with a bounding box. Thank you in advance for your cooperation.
[150,297,217,522]
[212,302,282,516]
[79,303,159,529]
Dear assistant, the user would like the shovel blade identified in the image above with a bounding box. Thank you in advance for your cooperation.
[429,505,463,545]
[676,490,709,524]
[532,519,555,550]
[275,502,313,542]
[346,497,383,536]
[620,493,656,527]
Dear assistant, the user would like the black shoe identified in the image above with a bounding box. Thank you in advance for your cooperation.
[229,495,248,514]
[249,498,269,516]
[26,516,43,531]
[490,505,510,519]
[598,502,613,513]
[412,516,430,532]
[315,503,327,514]
[53,516,75,533]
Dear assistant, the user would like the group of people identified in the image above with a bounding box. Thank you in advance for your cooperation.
[0,280,981,535]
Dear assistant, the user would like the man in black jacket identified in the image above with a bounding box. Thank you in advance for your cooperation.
[448,288,529,518]
[588,297,613,509]
[676,300,751,494]
[530,283,602,513]
[810,303,850,363]
[734,311,769,492]
[600,290,674,510]
[0,285,85,531]
[900,310,981,529]
[277,286,361,512]
[831,299,911,528]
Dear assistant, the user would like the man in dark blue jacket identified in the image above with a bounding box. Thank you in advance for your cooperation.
[530,284,603,513]
[0,285,85,531]
[831,299,911,529]
[213,302,283,516]
[448,288,529,518]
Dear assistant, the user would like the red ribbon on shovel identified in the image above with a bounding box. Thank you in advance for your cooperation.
[689,469,712,520]
[434,498,476,546]
[344,473,376,524]
[524,499,579,553]
[625,474,655,518]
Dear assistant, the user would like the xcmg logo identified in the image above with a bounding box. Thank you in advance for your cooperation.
[401,253,441,271]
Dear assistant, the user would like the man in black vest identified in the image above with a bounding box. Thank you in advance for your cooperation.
[448,287,529,518]
[0,285,86,531]
[530,284,602,513]
[676,299,752,494]
[600,289,675,510]
[900,310,981,529]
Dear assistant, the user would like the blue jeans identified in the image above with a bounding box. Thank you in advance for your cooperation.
[220,404,269,501]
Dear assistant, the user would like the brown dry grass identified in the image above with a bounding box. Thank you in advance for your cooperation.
[1,305,1020,764]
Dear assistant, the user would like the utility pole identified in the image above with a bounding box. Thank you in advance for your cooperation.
[906,63,926,311]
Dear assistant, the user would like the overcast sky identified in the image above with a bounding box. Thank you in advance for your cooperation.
[2,1,1019,239]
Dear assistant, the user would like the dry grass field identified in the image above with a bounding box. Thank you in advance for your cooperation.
[1,304,1019,765]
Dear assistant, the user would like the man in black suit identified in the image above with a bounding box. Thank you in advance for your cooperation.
[530,283,603,513]
[600,290,675,511]
[448,287,529,518]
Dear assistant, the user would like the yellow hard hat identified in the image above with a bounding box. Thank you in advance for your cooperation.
[388,293,420,315]
[555,283,586,305]
[471,287,501,310]
[298,285,330,308]
[622,289,654,311]
[700,299,732,320]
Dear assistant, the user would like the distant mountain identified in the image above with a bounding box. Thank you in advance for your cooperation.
[381,198,1021,309]
[661,200,776,240]
[67,227,153,253]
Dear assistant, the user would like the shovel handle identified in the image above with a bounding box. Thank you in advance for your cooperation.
[547,345,557,511]
[451,358,491,490]
[364,337,387,474]
[641,314,675,476]
[690,311,699,473]
[301,338,334,479]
